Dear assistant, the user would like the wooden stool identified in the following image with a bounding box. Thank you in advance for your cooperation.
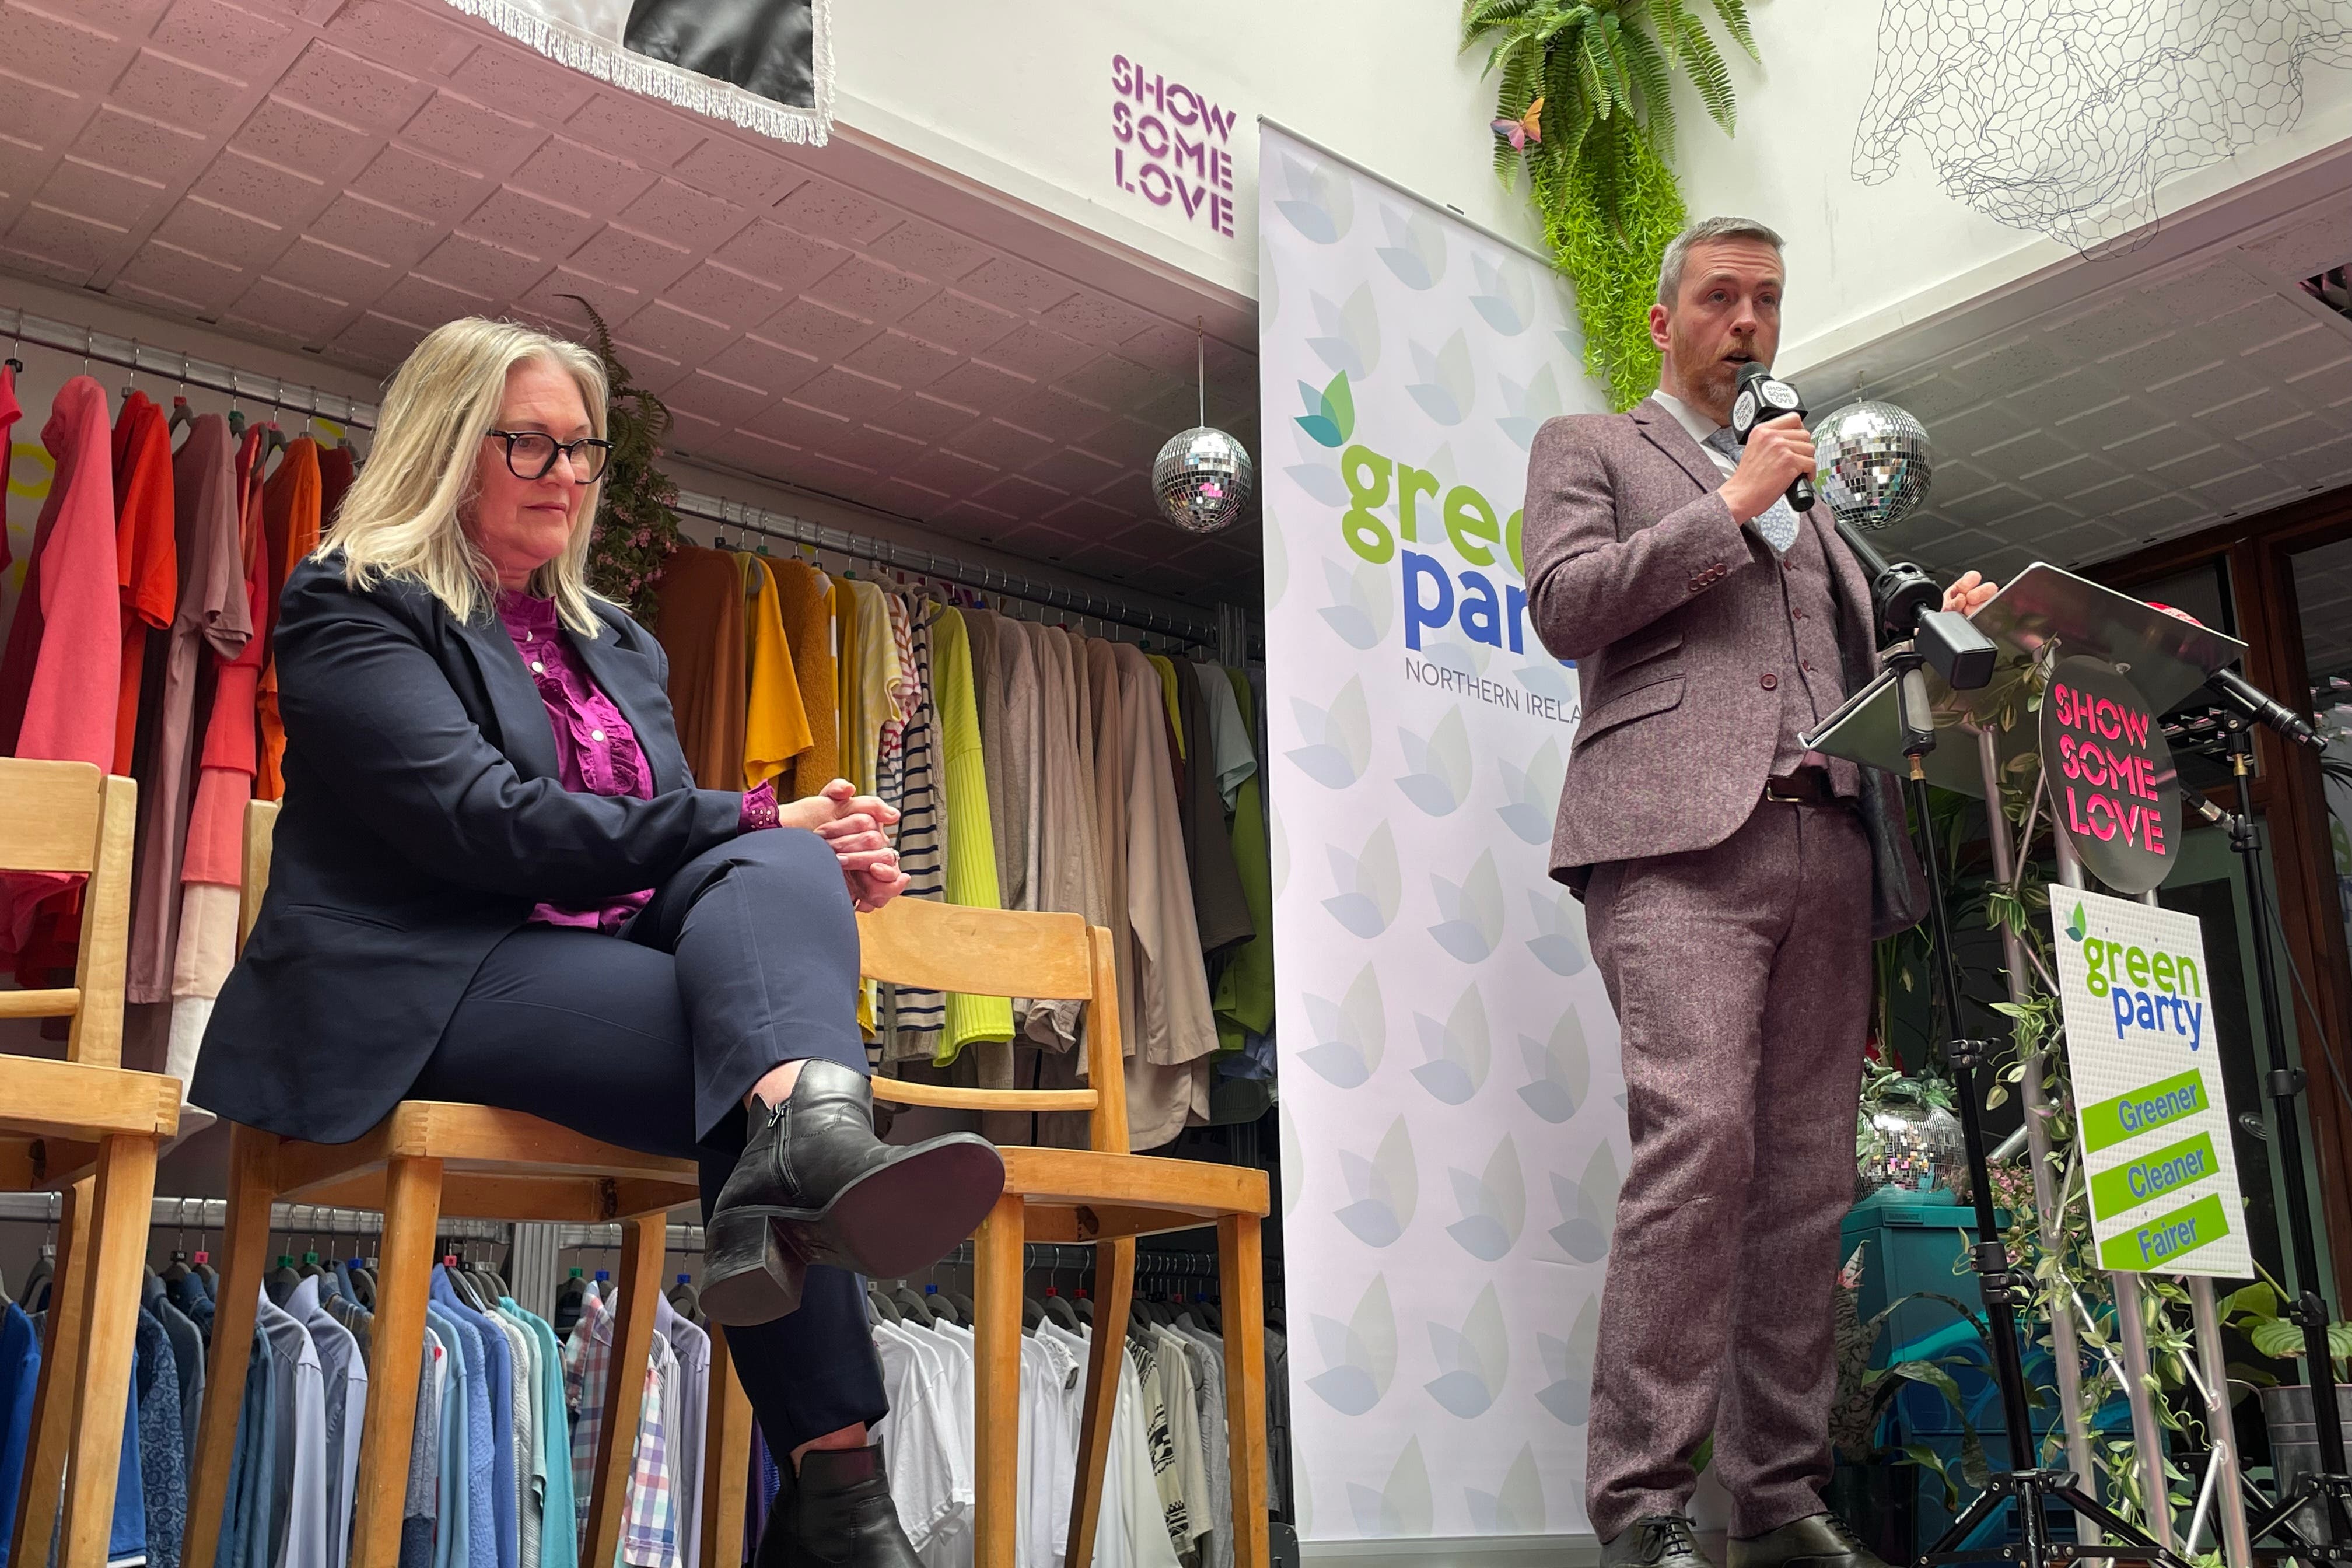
[857,898,1275,1568]
[0,761,180,1568]
[182,800,751,1568]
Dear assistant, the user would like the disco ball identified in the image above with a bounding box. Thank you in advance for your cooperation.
[1814,400,1933,531]
[1152,426,1253,533]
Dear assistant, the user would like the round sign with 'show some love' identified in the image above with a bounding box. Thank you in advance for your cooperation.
[2041,654,2182,894]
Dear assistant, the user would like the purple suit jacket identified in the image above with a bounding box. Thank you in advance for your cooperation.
[1524,397,1927,939]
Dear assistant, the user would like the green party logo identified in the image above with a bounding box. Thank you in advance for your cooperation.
[1296,370,1355,448]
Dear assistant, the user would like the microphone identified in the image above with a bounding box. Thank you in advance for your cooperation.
[1730,362,1814,512]
[2207,665,2327,750]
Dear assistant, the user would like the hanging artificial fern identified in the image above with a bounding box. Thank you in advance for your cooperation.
[1464,0,1758,411]
[561,293,683,628]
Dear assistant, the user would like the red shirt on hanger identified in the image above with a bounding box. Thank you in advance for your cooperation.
[110,390,177,776]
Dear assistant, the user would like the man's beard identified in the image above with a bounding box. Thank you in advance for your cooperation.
[1673,328,1744,412]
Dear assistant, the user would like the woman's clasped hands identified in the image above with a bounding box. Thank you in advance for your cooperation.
[783,779,912,914]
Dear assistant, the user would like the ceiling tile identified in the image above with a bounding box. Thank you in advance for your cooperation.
[514,268,640,335]
[461,184,594,260]
[271,231,386,298]
[972,473,1067,514]
[188,144,324,220]
[760,293,873,359]
[348,141,480,223]
[373,268,489,326]
[956,254,1075,316]
[113,47,244,132]
[895,290,1018,356]
[512,134,651,214]
[0,72,80,147]
[1024,446,1125,494]
[232,94,370,180]
[274,39,424,132]
[72,103,207,178]
[617,298,734,366]
[328,308,422,368]
[114,234,240,308]
[564,90,698,166]
[1058,354,1171,408]
[8,202,123,275]
[923,357,1032,413]
[839,329,957,389]
[2146,443,2255,488]
[749,396,853,450]
[801,253,932,323]
[820,423,924,470]
[618,177,741,253]
[663,368,771,427]
[319,0,468,72]
[6,2,135,90]
[771,174,891,246]
[673,133,802,204]
[444,40,592,124]
[662,258,783,329]
[307,190,433,268]
[704,331,819,396]
[981,323,1094,380]
[148,0,289,76]
[416,229,541,296]
[865,218,982,282]
[791,365,901,419]
[2145,258,2265,327]
[865,392,982,444]
[232,271,346,339]
[566,222,691,295]
[946,416,1056,470]
[858,476,953,517]
[34,156,162,228]
[2242,206,2352,280]
[1039,289,1158,348]
[712,218,845,295]
[400,89,537,172]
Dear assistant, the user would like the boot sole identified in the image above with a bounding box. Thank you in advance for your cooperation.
[702,1133,1008,1327]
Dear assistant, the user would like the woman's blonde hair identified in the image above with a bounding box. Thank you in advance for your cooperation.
[324,317,611,635]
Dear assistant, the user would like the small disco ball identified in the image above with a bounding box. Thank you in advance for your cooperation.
[1152,426,1253,533]
[1814,400,1933,531]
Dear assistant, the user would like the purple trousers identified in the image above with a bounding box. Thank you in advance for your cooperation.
[1581,799,1874,1541]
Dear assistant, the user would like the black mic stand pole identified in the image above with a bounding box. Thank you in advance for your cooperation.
[2207,703,2352,1563]
[1868,611,2185,1568]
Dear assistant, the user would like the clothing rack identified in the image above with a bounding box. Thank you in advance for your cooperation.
[552,1220,707,1254]
[5,303,1243,652]
[0,1191,507,1242]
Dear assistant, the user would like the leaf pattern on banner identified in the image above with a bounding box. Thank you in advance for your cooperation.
[1429,849,1504,962]
[1395,705,1473,816]
[1424,1282,1508,1418]
[1517,1007,1590,1125]
[1293,370,1355,449]
[1422,632,1494,681]
[1466,1446,1546,1534]
[1307,284,1382,379]
[1335,1115,1418,1247]
[1497,362,1564,450]
[1469,251,1535,337]
[1275,152,1354,244]
[1412,981,1490,1105]
[1375,205,1448,290]
[1496,738,1565,845]
[1348,1435,1433,1537]
[1549,1143,1622,1262]
[1322,820,1399,937]
[1306,1272,1396,1415]
[1285,421,1351,508]
[1320,556,1392,651]
[1525,884,1590,977]
[1299,962,1386,1088]
[1287,677,1371,789]
[1513,656,1578,706]
[1536,1296,1602,1425]
[1405,330,1476,426]
[1446,1133,1526,1262]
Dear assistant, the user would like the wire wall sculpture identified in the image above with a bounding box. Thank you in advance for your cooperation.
[1853,0,2352,254]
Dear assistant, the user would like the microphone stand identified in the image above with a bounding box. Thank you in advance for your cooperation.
[2202,700,2352,1563]
[1850,531,2185,1568]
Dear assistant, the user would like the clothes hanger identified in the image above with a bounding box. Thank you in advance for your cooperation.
[4,310,23,377]
[167,355,193,433]
[1042,1252,1082,1331]
[891,1282,935,1326]
[866,1282,902,1325]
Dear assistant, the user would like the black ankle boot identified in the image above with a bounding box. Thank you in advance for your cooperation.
[753,1445,922,1567]
[701,1061,1006,1326]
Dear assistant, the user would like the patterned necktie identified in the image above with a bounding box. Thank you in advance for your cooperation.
[1703,425,1800,555]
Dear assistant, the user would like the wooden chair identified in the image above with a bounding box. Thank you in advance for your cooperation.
[183,800,753,1568]
[858,897,1273,1568]
[0,761,181,1568]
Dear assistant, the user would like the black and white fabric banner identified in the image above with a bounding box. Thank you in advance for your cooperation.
[442,0,832,146]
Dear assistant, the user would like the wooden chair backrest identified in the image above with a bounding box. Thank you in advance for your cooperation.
[239,800,279,953]
[856,898,1129,1154]
[0,759,135,1066]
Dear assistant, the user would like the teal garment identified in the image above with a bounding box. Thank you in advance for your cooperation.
[426,1308,471,1568]
[503,1302,577,1568]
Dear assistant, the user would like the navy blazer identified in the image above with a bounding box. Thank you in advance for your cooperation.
[194,555,745,1143]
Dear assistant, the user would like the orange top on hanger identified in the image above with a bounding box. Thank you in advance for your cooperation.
[255,436,321,801]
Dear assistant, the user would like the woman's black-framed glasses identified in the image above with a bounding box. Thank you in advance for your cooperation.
[485,429,614,482]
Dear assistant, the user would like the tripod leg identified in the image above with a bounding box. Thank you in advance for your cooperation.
[2055,1485,2192,1568]
[1924,1476,2011,1559]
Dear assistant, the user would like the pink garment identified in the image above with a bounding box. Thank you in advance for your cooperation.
[495,591,776,933]
[0,376,125,965]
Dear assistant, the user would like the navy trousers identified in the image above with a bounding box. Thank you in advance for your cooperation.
[407,828,886,1452]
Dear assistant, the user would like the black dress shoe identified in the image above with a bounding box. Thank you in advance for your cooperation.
[758,1446,922,1568]
[1727,1513,1888,1568]
[701,1060,1007,1326]
[1604,1514,1715,1568]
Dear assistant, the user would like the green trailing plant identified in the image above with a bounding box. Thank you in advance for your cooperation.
[1462,0,1758,411]
[561,293,682,628]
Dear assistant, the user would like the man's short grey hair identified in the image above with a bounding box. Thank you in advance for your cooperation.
[1656,217,1785,307]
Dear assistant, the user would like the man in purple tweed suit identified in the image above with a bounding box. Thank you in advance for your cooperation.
[1522,218,1999,1568]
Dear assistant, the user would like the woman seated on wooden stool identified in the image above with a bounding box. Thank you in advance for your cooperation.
[195,316,1003,1566]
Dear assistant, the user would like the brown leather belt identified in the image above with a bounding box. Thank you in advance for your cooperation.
[1763,765,1839,807]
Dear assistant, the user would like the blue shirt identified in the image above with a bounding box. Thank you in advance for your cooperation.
[0,1304,40,1568]
[430,1270,514,1568]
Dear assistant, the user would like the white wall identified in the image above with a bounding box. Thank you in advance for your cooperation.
[834,0,2352,373]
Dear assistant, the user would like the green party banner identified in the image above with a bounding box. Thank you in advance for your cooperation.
[2050,888,2249,1276]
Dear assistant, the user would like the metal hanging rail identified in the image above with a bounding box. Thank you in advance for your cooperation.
[2,304,1242,652]
[0,1192,507,1244]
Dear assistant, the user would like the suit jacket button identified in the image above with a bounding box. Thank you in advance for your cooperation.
[1760,673,1779,690]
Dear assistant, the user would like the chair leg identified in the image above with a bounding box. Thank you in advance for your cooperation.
[1065,1235,1135,1568]
[701,1326,754,1568]
[974,1192,1026,1568]
[184,1125,278,1568]
[60,1133,158,1568]
[352,1154,443,1568]
[586,1212,665,1568]
[1219,1214,1270,1568]
[13,1175,92,1568]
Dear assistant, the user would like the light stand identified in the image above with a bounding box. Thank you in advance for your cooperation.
[2203,699,2352,1564]
[1840,524,2186,1568]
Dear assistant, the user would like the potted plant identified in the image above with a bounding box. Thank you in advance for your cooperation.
[559,293,682,627]
[2221,1276,2352,1540]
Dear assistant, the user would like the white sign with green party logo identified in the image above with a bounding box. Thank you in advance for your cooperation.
[2050,888,2250,1276]
[1260,124,1623,1544]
